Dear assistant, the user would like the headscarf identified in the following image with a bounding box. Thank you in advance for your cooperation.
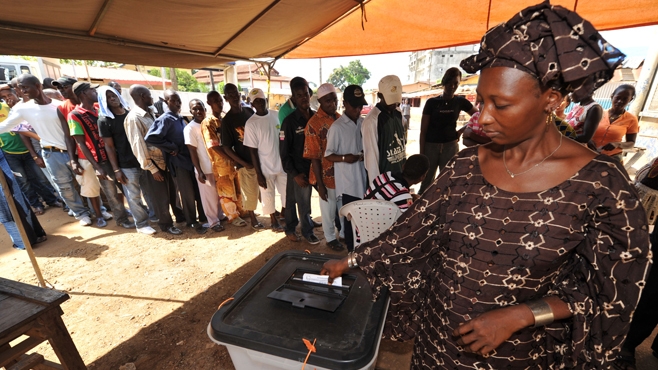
[460,1,625,97]
[97,85,130,119]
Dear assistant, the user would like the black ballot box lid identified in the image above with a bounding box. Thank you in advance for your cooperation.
[209,251,389,370]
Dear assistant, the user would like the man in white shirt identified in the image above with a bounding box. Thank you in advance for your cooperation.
[244,88,287,231]
[185,99,225,232]
[0,74,92,225]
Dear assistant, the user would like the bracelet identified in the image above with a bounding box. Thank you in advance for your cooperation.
[33,156,39,160]
[526,300,554,328]
[347,252,359,268]
[113,169,122,173]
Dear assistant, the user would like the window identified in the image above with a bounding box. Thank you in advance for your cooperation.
[20,65,31,75]
[0,65,18,82]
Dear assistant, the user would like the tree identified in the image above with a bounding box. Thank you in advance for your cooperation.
[327,60,371,90]
[148,68,209,93]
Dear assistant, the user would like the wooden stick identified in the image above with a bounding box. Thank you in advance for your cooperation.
[0,168,46,287]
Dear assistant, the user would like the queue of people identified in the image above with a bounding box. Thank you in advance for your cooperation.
[1,3,657,368]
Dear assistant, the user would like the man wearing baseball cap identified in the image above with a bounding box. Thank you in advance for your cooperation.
[244,88,287,232]
[304,82,342,249]
[68,81,129,227]
[324,84,368,251]
[361,75,406,183]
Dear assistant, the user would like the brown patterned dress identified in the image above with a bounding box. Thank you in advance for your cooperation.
[356,147,651,369]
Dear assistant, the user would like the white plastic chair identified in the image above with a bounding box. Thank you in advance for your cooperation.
[339,199,402,247]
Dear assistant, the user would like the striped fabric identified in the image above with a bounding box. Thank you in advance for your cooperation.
[364,171,413,211]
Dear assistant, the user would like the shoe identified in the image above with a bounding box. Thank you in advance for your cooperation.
[327,239,345,251]
[305,234,320,245]
[166,226,183,235]
[49,200,64,208]
[149,217,159,222]
[117,220,135,229]
[35,236,47,244]
[79,216,92,226]
[271,224,285,232]
[68,209,75,217]
[136,226,157,235]
[211,224,225,232]
[312,220,322,228]
[101,211,113,220]
[286,233,301,242]
[12,243,25,250]
[189,223,208,235]
[96,218,107,227]
[251,222,265,230]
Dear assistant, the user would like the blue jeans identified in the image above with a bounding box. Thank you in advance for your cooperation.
[120,167,150,228]
[42,150,90,219]
[4,152,59,208]
[284,175,313,238]
[98,161,129,225]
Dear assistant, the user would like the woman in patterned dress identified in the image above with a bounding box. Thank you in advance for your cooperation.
[322,2,651,369]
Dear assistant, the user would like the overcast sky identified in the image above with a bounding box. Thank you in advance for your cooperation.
[272,25,658,90]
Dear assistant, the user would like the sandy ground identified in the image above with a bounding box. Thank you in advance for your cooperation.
[1,118,656,370]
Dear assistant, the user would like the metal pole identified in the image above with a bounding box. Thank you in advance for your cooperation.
[209,71,216,91]
[0,169,46,287]
[629,27,658,117]
[161,67,166,90]
[83,60,92,82]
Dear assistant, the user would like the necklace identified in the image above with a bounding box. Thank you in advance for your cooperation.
[609,109,624,123]
[503,134,563,178]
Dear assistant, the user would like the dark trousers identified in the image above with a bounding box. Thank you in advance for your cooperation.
[4,152,58,208]
[285,175,313,238]
[142,170,174,231]
[171,164,206,225]
[342,194,361,252]
[622,227,658,353]
[166,169,185,223]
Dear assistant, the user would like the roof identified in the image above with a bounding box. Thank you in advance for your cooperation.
[60,65,171,86]
[1,1,656,68]
[622,57,645,70]
[193,63,290,84]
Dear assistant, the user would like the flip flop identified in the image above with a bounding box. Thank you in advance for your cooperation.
[252,222,265,230]
[231,217,247,227]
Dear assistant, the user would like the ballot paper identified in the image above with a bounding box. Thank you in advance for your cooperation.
[302,273,342,286]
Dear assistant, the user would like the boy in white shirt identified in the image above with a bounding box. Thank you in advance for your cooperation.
[243,88,287,231]
[184,99,225,232]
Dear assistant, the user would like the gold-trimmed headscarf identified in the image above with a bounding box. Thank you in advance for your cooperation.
[460,1,625,96]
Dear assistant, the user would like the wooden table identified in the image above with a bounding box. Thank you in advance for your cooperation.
[0,277,85,370]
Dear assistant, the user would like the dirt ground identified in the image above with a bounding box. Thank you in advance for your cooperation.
[1,120,656,370]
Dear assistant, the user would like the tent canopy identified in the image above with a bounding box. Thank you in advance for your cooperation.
[1,0,657,68]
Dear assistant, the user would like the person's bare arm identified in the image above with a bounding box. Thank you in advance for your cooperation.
[419,114,430,154]
[222,146,252,169]
[576,105,603,143]
[310,158,327,201]
[72,135,108,179]
[19,134,46,168]
[248,147,267,188]
[103,137,127,184]
[58,110,83,175]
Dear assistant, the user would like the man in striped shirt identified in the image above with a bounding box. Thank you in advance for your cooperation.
[364,154,429,211]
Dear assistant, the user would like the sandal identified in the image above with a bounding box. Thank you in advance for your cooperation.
[33,207,44,215]
[252,222,265,230]
[231,217,247,227]
[271,224,285,232]
[211,224,225,232]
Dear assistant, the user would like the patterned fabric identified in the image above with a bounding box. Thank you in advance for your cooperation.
[565,101,600,135]
[303,108,337,189]
[364,171,413,211]
[465,112,487,138]
[554,114,577,139]
[68,106,107,162]
[355,147,650,369]
[460,1,625,97]
[200,113,244,221]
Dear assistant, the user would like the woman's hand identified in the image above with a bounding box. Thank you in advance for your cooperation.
[453,304,533,356]
[320,258,350,284]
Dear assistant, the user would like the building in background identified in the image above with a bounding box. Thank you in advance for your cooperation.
[407,45,478,84]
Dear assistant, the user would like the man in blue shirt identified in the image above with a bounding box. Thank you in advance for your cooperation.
[145,90,207,233]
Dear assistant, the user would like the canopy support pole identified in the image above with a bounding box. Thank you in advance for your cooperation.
[88,0,114,36]
[0,169,46,287]
[213,0,281,57]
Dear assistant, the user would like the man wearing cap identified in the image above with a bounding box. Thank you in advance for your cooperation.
[324,85,368,251]
[362,75,406,183]
[304,83,341,249]
[244,88,287,232]
[0,74,93,224]
[145,90,208,233]
[68,81,129,228]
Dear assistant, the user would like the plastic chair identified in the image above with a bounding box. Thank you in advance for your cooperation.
[339,199,402,247]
